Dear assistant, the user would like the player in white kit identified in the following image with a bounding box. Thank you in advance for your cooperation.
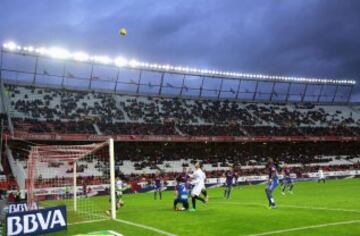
[115,177,125,208]
[106,177,126,216]
[189,162,208,211]
[318,168,326,184]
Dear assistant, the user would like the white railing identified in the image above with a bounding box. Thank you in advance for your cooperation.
[7,147,26,189]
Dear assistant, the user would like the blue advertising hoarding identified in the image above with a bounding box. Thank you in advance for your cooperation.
[6,205,67,235]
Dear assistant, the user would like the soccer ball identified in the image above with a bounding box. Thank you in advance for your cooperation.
[119,28,127,36]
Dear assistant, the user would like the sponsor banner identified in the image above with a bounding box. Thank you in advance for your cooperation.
[6,205,67,236]
[33,184,109,196]
[29,170,360,197]
[307,170,360,178]
[8,202,38,214]
[9,132,360,142]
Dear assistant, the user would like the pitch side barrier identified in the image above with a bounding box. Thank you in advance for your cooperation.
[7,132,360,142]
[4,171,358,201]
[117,170,360,193]
[29,170,357,195]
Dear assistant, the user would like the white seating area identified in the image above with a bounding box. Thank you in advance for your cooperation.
[13,156,104,179]
[6,84,360,127]
[117,155,360,175]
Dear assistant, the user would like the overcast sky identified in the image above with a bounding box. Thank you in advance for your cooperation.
[1,0,360,99]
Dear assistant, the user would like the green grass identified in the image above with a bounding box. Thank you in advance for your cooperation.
[52,179,360,236]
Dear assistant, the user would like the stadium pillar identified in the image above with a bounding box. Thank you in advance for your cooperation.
[317,84,324,103]
[136,71,142,95]
[199,76,205,97]
[88,64,94,89]
[158,73,165,95]
[32,56,39,84]
[217,78,224,99]
[179,75,186,96]
[0,49,3,79]
[235,80,242,100]
[114,68,120,92]
[252,81,259,101]
[331,85,339,104]
[301,84,308,103]
[0,119,3,165]
[285,83,292,102]
[0,49,3,113]
[61,62,66,88]
[347,85,353,104]
[269,82,276,101]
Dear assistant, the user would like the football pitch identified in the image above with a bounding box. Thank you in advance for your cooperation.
[54,179,360,236]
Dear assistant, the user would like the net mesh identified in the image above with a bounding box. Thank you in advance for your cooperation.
[9,140,113,224]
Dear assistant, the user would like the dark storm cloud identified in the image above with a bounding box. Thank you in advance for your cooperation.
[0,0,360,98]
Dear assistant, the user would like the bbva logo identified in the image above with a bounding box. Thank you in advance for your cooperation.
[8,202,38,213]
[7,205,67,235]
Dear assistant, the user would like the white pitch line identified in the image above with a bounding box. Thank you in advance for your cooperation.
[247,220,360,236]
[280,204,360,214]
[213,201,360,214]
[68,218,108,226]
[70,210,176,236]
[113,218,177,236]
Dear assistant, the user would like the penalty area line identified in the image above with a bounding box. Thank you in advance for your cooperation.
[247,220,360,236]
[113,218,177,236]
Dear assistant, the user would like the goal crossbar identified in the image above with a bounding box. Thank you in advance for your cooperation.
[24,139,116,221]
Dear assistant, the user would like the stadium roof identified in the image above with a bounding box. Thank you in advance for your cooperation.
[2,41,356,86]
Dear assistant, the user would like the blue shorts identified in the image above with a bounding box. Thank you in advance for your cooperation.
[283,177,293,185]
[176,196,188,202]
[174,197,189,209]
[154,185,161,191]
[267,179,279,192]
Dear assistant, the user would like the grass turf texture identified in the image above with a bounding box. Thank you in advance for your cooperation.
[51,179,360,236]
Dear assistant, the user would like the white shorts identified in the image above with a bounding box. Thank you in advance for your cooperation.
[191,183,205,196]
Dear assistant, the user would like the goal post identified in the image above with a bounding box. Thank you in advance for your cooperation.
[109,138,116,220]
[17,138,117,223]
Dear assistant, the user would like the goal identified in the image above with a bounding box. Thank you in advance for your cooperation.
[24,138,116,223]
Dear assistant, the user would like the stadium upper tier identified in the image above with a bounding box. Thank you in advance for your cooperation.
[4,83,360,136]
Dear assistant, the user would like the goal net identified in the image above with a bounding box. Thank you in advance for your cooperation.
[14,139,116,224]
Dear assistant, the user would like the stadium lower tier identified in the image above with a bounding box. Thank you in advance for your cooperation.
[4,141,360,190]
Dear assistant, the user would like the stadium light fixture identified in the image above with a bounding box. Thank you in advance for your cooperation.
[91,55,113,64]
[129,60,139,68]
[73,52,90,62]
[3,41,18,50]
[114,57,128,67]
[1,41,357,85]
[48,47,71,59]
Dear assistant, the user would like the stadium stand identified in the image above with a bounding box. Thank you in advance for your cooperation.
[1,82,360,190]
[5,84,360,136]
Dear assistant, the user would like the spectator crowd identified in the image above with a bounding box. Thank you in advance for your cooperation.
[5,84,360,137]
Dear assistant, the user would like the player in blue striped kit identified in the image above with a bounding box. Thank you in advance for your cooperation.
[265,158,279,209]
[224,167,237,199]
[173,176,189,211]
[153,173,163,200]
[281,164,294,195]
